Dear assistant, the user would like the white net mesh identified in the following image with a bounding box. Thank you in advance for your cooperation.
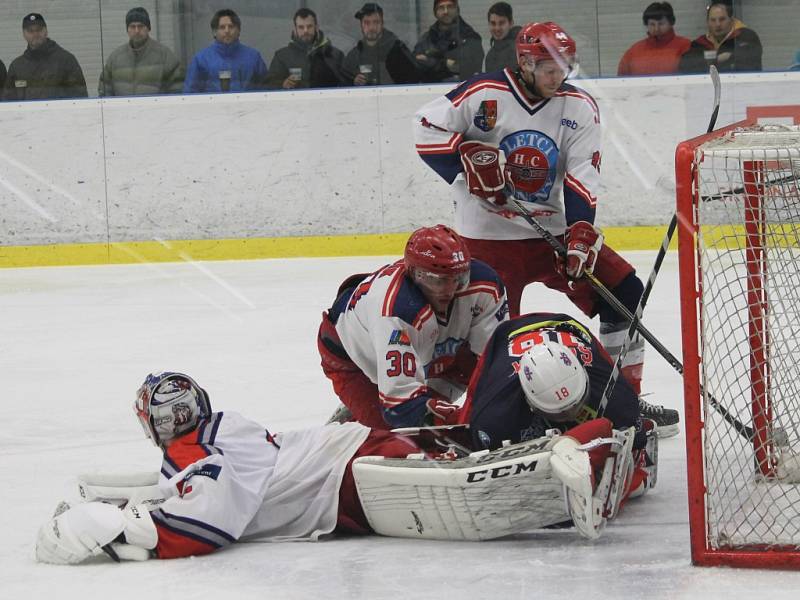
[694,124,800,550]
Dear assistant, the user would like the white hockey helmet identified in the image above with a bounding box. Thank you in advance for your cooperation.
[517,341,589,421]
[134,372,211,447]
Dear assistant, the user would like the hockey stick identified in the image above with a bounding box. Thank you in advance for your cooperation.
[507,197,756,440]
[597,66,722,415]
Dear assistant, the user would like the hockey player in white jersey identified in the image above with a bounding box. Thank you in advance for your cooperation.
[414,22,650,400]
[35,370,642,563]
[318,224,508,430]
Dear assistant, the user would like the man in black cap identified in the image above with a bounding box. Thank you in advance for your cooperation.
[2,13,88,101]
[342,3,420,86]
[98,7,183,96]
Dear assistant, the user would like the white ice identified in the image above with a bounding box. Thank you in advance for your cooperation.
[4,251,800,599]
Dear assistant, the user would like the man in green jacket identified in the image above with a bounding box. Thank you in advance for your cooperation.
[484,2,521,73]
[98,7,183,97]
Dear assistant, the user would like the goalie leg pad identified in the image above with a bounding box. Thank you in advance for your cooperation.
[353,436,568,541]
[550,437,604,540]
[593,427,636,520]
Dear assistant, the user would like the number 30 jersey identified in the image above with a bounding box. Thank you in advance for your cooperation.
[331,260,507,426]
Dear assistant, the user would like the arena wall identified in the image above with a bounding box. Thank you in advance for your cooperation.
[1,71,799,266]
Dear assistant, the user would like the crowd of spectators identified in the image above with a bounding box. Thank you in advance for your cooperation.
[0,2,794,102]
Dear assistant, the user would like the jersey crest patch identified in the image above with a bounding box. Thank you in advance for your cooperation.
[473,100,498,131]
[499,130,559,204]
[389,329,412,346]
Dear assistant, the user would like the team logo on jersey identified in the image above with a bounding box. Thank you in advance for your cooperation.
[499,130,559,204]
[389,329,411,346]
[474,100,498,131]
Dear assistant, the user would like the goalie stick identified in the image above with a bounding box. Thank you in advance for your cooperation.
[507,196,757,442]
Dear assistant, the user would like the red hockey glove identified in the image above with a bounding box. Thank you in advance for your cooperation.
[459,141,506,204]
[425,396,462,427]
[555,221,604,280]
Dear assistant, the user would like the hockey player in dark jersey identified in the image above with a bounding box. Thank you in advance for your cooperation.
[458,312,663,496]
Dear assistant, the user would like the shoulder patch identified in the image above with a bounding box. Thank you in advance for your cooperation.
[383,273,432,328]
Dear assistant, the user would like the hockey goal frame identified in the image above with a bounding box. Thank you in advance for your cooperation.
[676,115,800,569]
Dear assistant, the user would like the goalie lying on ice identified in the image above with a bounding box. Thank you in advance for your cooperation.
[36,371,639,565]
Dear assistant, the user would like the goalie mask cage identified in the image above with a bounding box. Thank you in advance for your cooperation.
[676,120,800,569]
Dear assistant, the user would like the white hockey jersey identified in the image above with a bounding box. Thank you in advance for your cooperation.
[330,259,508,427]
[151,412,370,558]
[414,68,602,240]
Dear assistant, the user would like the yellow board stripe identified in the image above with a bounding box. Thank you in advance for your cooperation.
[0,226,679,269]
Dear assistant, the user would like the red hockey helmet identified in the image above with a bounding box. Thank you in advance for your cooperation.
[515,22,577,71]
[404,225,471,294]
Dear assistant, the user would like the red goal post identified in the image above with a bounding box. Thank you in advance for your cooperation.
[676,116,800,569]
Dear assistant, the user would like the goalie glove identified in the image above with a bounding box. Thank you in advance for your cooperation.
[36,501,157,565]
[459,141,507,204]
[555,221,604,280]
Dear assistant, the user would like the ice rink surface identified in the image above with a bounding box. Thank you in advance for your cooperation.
[4,250,800,599]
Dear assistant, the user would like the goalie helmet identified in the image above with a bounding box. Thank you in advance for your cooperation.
[517,340,589,421]
[134,371,211,447]
[515,22,577,82]
[404,225,471,293]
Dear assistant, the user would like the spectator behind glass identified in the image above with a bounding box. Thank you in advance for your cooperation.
[678,2,762,73]
[342,3,420,86]
[98,7,183,97]
[266,8,345,90]
[414,0,484,82]
[790,50,800,71]
[617,2,690,76]
[0,59,6,91]
[183,9,268,94]
[484,2,520,72]
[3,13,88,101]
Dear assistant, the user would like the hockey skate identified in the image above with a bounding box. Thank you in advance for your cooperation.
[638,396,680,438]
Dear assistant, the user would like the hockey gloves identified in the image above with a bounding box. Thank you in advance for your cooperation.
[459,141,507,204]
[36,501,157,564]
[556,221,604,280]
[425,396,462,427]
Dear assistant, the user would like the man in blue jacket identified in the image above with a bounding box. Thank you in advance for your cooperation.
[184,9,268,93]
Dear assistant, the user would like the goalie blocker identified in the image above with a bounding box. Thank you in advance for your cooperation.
[355,418,641,541]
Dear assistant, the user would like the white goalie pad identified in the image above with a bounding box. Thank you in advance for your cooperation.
[77,471,165,509]
[353,436,569,541]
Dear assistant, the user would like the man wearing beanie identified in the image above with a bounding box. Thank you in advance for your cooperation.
[413,0,483,82]
[3,12,87,101]
[99,7,183,96]
[184,8,268,93]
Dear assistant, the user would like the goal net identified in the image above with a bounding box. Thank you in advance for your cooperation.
[676,122,800,569]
